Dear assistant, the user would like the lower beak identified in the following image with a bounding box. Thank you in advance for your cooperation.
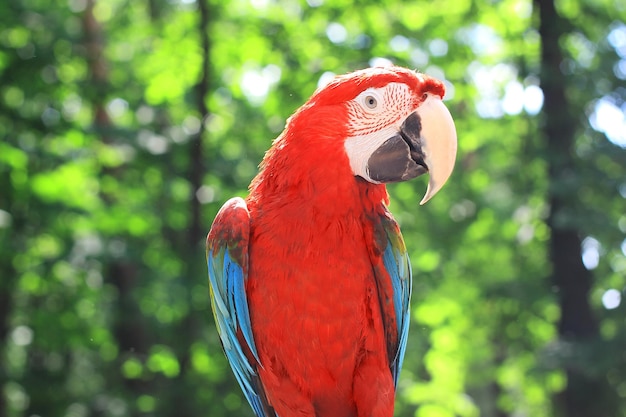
[366,95,457,204]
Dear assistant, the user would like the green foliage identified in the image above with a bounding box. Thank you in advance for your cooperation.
[0,0,624,416]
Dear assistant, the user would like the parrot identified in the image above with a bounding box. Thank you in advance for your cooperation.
[206,66,457,417]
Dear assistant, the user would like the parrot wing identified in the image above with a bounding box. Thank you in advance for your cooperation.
[371,211,413,387]
[206,197,275,417]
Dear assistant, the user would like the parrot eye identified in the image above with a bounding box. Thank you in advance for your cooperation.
[364,95,378,109]
[357,89,383,112]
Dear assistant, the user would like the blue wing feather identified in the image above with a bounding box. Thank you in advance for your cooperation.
[378,214,413,387]
[207,197,276,417]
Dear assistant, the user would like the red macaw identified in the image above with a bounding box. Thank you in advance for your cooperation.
[207,66,457,417]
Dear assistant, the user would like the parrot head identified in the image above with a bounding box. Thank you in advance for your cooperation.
[258,66,457,205]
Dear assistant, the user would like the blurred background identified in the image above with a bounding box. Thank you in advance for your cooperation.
[1,0,625,416]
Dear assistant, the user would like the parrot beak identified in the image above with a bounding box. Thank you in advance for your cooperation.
[365,95,457,205]
[414,95,457,205]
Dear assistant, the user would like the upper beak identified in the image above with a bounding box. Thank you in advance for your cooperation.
[415,95,457,205]
[365,95,457,204]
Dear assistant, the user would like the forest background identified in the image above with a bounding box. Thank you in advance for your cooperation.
[1,0,625,416]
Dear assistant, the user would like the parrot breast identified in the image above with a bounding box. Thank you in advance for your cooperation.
[245,165,395,417]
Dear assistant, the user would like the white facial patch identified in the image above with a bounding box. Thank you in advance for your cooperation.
[343,83,415,182]
[344,126,399,183]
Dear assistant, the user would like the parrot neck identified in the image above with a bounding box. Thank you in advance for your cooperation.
[248,135,389,220]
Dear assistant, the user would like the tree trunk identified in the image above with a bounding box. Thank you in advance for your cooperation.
[82,1,152,415]
[535,0,614,415]
[166,1,212,416]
